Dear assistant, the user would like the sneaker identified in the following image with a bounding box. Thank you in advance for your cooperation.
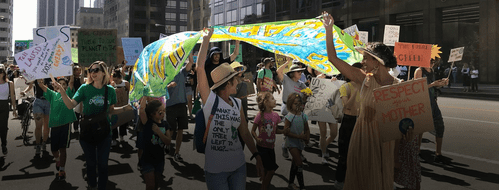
[288,183,300,190]
[282,145,289,159]
[57,171,66,181]
[174,153,183,162]
[111,140,118,146]
[2,146,7,155]
[334,180,344,190]
[301,154,307,162]
[41,142,47,151]
[35,145,41,155]
[321,157,328,165]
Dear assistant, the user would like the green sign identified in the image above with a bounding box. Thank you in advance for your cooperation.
[78,29,117,67]
[71,48,78,63]
[230,44,243,63]
[14,40,33,55]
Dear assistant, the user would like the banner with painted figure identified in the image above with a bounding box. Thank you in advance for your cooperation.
[15,36,73,81]
[129,32,202,102]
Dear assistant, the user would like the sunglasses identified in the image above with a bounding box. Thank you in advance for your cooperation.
[89,67,102,73]
[234,67,244,72]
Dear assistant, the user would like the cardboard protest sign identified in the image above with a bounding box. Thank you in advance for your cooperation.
[121,37,144,65]
[275,54,290,73]
[78,29,117,67]
[114,87,129,107]
[110,109,134,129]
[304,78,345,123]
[358,31,368,45]
[374,78,434,142]
[33,26,72,67]
[394,42,432,67]
[14,78,34,100]
[448,47,464,62]
[383,25,400,46]
[15,36,73,81]
[117,46,125,65]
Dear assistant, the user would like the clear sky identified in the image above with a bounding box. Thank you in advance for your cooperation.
[12,0,92,53]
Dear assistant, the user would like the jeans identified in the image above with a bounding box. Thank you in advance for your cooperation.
[205,163,246,190]
[80,135,112,190]
[471,78,478,91]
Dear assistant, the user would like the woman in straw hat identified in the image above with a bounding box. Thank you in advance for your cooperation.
[196,28,264,190]
[321,12,411,190]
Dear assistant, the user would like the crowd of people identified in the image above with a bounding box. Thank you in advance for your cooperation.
[0,11,468,190]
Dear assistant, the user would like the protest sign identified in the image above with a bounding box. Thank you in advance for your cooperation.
[15,40,33,54]
[448,47,464,62]
[394,42,432,67]
[33,26,72,67]
[15,36,73,81]
[78,29,117,67]
[117,46,125,65]
[304,78,345,123]
[359,31,368,45]
[383,25,400,46]
[71,48,78,63]
[121,37,144,65]
[274,54,290,73]
[14,78,33,100]
[374,78,434,142]
[344,25,360,40]
[230,44,242,63]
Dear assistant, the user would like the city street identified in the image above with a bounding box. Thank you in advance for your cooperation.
[0,93,498,190]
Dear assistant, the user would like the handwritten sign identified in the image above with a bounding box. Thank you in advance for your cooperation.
[448,47,464,62]
[15,36,73,81]
[358,31,368,45]
[121,38,144,65]
[394,42,432,67]
[304,78,345,123]
[78,29,117,67]
[383,25,400,46]
[344,24,360,40]
[275,54,290,73]
[374,78,434,142]
[33,25,72,67]
[209,107,242,152]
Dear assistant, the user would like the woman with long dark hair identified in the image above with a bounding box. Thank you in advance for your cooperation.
[0,64,17,155]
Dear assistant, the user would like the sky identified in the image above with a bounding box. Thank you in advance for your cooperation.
[12,0,92,53]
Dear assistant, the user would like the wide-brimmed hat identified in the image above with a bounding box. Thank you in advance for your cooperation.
[210,63,242,90]
[230,61,246,72]
[0,64,5,70]
[355,46,385,65]
[263,57,274,64]
[286,64,306,74]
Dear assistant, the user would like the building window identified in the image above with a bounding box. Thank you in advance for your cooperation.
[180,14,187,22]
[240,6,252,20]
[134,24,146,32]
[151,12,161,19]
[214,13,223,25]
[226,9,237,25]
[83,17,87,24]
[257,3,263,16]
[214,0,223,7]
[0,8,7,13]
[166,0,176,8]
[97,17,101,24]
[135,11,146,19]
[179,26,187,32]
[0,47,7,50]
[165,25,176,33]
[180,1,187,9]
[165,12,176,21]
[0,37,6,41]
[90,17,94,24]
[0,0,6,3]
[0,28,6,32]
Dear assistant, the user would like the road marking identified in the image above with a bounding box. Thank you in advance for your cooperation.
[440,105,499,114]
[420,147,499,165]
[443,116,499,125]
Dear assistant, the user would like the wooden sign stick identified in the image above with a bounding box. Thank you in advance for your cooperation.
[446,62,455,79]
[407,66,411,81]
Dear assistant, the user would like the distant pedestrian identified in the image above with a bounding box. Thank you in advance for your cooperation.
[257,57,277,93]
[204,41,240,87]
[230,62,249,121]
[111,69,130,146]
[0,64,17,155]
[470,65,479,92]
[461,63,470,92]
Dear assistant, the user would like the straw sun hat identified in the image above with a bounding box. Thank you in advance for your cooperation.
[286,64,306,74]
[230,61,246,72]
[210,63,243,90]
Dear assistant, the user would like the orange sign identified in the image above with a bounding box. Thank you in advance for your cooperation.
[394,42,432,67]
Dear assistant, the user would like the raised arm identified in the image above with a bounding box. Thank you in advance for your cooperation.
[37,79,48,93]
[229,40,240,62]
[51,80,78,109]
[185,53,194,72]
[277,57,292,82]
[321,12,365,84]
[196,28,214,104]
[139,96,148,125]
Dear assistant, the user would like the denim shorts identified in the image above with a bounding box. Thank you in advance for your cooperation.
[205,163,246,190]
[141,160,165,175]
[33,98,50,115]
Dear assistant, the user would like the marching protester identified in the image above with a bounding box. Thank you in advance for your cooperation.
[22,78,52,157]
[111,69,130,146]
[204,40,240,87]
[0,64,17,155]
[186,63,197,119]
[334,63,363,189]
[283,93,310,190]
[53,61,132,190]
[470,65,479,92]
[461,63,470,92]
[257,57,277,93]
[138,97,171,190]
[322,12,408,190]
[165,54,194,162]
[251,91,283,190]
[414,58,448,164]
[37,77,77,180]
[197,28,264,190]
[230,62,250,121]
[72,65,84,134]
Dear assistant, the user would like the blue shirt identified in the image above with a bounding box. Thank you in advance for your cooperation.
[166,67,188,107]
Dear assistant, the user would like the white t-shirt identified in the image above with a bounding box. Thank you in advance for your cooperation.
[203,91,245,173]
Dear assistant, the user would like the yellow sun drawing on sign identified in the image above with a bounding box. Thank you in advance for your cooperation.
[431,45,442,59]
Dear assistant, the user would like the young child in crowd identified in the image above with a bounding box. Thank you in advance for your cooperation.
[138,97,171,190]
[38,77,77,180]
[283,93,310,190]
[251,92,283,190]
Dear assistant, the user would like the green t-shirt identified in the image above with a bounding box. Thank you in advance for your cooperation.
[73,84,117,117]
[257,68,274,92]
[43,88,77,128]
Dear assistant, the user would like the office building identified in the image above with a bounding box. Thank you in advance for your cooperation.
[93,0,103,8]
[164,0,188,36]
[0,0,12,61]
[76,7,104,29]
[37,0,85,27]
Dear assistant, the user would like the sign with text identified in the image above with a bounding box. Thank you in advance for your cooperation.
[275,54,290,73]
[448,47,464,62]
[374,78,434,142]
[33,25,72,66]
[304,78,345,123]
[121,37,144,65]
[78,29,117,67]
[383,25,400,46]
[358,31,368,45]
[15,36,73,81]
[394,42,432,67]
[344,24,360,40]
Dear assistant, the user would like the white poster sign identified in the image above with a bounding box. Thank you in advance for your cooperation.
[383,25,400,46]
[359,31,369,45]
[344,25,360,39]
[448,47,464,62]
[14,78,34,100]
[304,78,345,123]
[15,36,73,81]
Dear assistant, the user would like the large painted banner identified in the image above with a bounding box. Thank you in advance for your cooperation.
[304,78,345,123]
[374,78,434,142]
[121,37,144,65]
[15,36,73,81]
[78,29,117,67]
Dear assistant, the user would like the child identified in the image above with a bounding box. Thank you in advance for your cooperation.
[38,77,77,180]
[139,97,171,190]
[283,93,310,190]
[251,92,283,190]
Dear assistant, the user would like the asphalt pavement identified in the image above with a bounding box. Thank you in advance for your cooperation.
[0,87,498,190]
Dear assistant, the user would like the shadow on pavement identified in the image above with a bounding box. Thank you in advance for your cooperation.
[0,156,13,172]
[48,178,79,190]
[167,157,205,182]
[110,141,136,159]
[2,151,55,181]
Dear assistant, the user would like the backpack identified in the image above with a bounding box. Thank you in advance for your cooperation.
[194,96,242,153]
[329,85,344,123]
[253,69,266,85]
